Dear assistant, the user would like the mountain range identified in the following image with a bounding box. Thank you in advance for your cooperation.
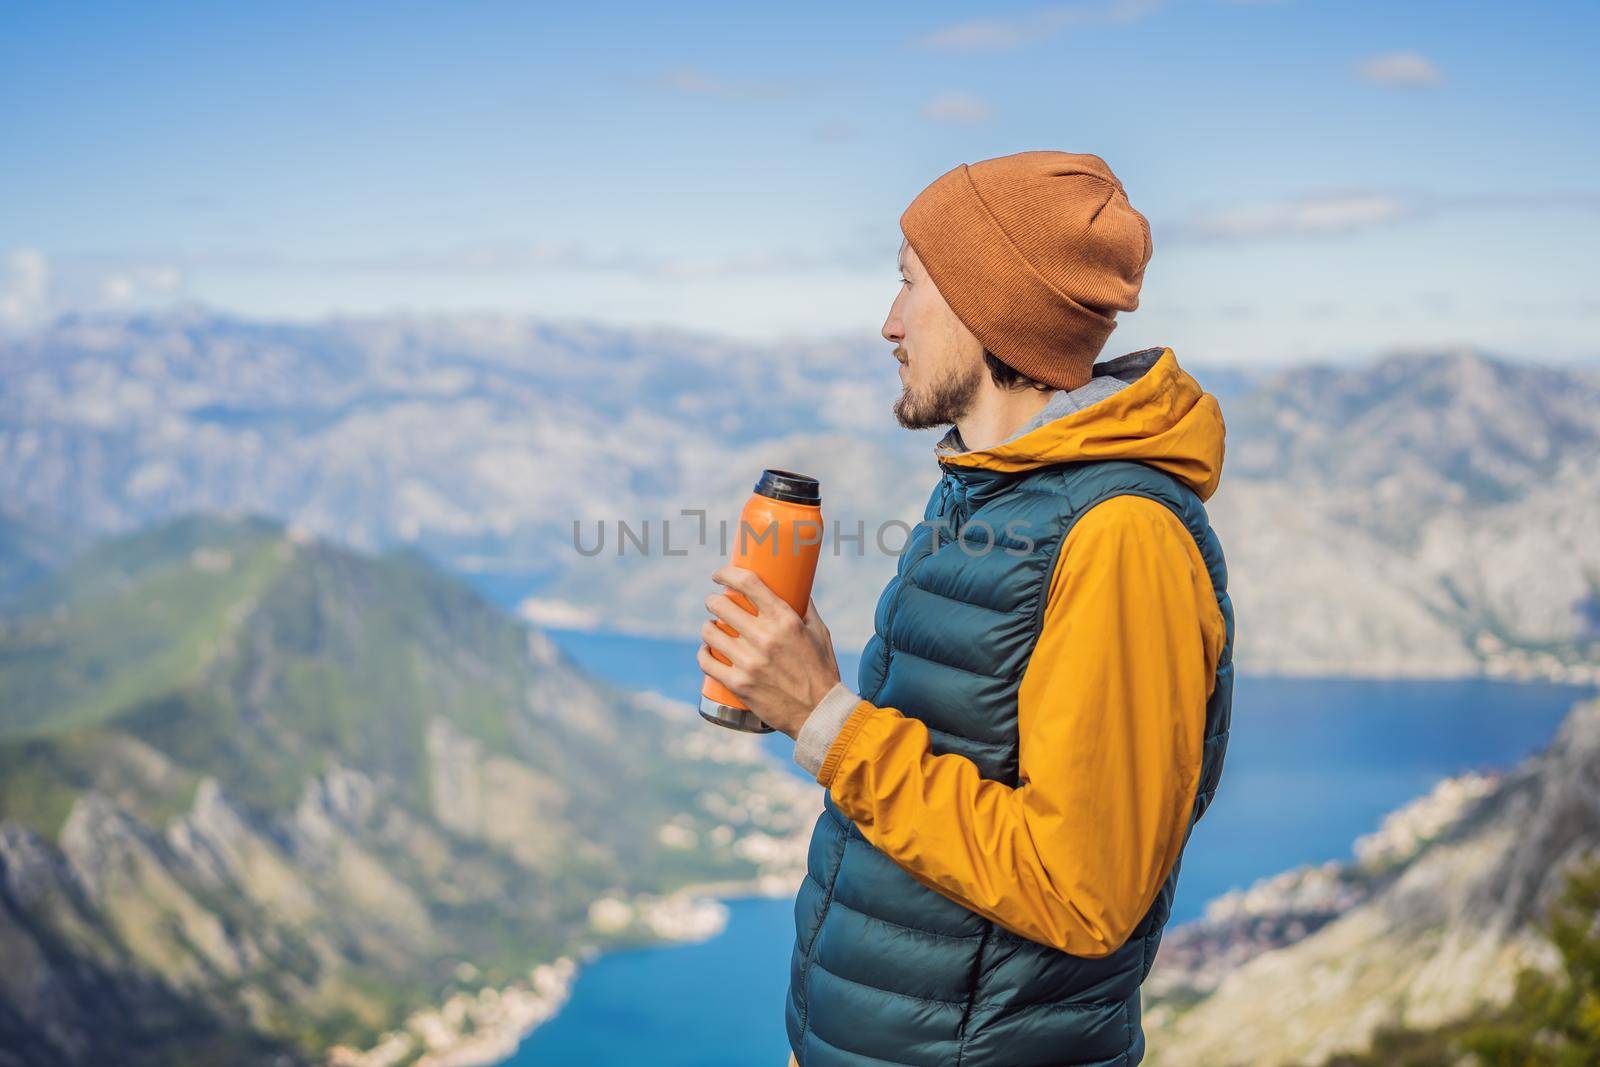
[1,309,1596,681]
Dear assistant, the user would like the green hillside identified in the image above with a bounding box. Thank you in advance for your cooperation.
[0,514,809,1066]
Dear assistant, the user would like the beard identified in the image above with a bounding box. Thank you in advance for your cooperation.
[893,357,984,430]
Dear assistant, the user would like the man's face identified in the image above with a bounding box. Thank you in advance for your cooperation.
[883,238,985,431]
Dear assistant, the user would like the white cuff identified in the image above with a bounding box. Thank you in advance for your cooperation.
[793,681,862,779]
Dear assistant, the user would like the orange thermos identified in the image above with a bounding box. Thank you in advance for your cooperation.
[699,469,823,733]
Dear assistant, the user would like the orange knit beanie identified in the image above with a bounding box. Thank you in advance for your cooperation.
[900,150,1153,390]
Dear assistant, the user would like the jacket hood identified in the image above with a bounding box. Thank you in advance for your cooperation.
[934,346,1226,501]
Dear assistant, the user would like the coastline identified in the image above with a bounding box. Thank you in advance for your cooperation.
[325,724,818,1067]
[325,954,583,1067]
[322,670,821,1067]
[324,869,805,1067]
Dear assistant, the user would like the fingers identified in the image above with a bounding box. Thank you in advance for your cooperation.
[705,574,804,653]
[697,640,746,695]
[700,614,743,665]
[712,564,786,617]
[704,589,756,630]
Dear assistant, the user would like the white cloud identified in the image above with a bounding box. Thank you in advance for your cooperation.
[102,275,136,305]
[1166,187,1600,244]
[99,267,180,308]
[101,265,183,306]
[922,92,994,125]
[0,246,189,330]
[913,0,1163,52]
[1175,192,1411,241]
[0,247,51,327]
[1356,51,1444,88]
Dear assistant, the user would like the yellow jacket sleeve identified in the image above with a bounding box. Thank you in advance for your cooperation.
[816,494,1226,957]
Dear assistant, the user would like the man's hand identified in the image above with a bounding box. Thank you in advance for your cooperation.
[696,564,841,739]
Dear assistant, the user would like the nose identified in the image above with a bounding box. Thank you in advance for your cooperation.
[882,303,903,347]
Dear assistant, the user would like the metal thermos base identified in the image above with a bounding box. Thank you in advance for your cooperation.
[699,696,776,734]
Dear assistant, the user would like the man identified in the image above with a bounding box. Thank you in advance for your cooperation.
[697,150,1234,1067]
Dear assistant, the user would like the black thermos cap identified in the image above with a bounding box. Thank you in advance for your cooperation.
[754,468,821,506]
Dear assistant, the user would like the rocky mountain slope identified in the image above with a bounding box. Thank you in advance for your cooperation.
[1141,694,1600,1066]
[1211,349,1600,680]
[2,310,1596,680]
[0,515,815,1066]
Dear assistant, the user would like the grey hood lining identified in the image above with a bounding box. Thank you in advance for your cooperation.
[936,347,1166,456]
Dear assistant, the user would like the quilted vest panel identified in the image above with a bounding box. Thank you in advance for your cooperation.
[786,457,1235,1067]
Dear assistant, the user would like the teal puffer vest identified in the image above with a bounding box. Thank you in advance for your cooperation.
[785,457,1235,1066]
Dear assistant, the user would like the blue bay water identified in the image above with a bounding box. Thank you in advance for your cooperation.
[491,619,1594,1066]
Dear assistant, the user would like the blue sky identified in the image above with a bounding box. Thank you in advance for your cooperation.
[2,0,1596,365]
